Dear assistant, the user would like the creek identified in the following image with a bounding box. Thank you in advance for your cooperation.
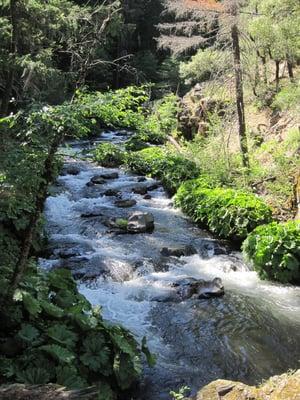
[40,131,300,399]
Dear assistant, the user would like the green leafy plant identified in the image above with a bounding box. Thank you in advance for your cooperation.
[125,147,199,194]
[175,179,273,240]
[243,221,300,283]
[94,143,125,167]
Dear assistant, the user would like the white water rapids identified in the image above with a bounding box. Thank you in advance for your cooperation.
[40,131,300,399]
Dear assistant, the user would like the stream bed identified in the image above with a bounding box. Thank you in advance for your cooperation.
[40,131,300,399]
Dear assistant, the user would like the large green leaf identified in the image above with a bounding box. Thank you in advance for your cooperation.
[41,300,64,318]
[47,324,78,348]
[22,292,42,317]
[55,365,87,389]
[17,323,40,344]
[80,334,111,373]
[16,367,50,384]
[40,344,75,364]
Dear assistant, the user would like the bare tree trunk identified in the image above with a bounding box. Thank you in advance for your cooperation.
[0,0,18,116]
[231,22,249,169]
[275,60,280,91]
[287,61,294,82]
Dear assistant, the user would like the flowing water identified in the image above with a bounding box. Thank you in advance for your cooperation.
[40,131,300,399]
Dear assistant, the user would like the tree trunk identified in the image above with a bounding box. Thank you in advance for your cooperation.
[287,61,294,81]
[231,22,249,169]
[0,0,18,116]
[275,60,280,91]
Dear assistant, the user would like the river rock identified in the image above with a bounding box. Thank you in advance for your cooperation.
[160,245,197,257]
[147,183,159,191]
[89,175,106,185]
[103,189,119,197]
[100,172,118,179]
[57,248,82,259]
[143,194,152,200]
[132,186,148,195]
[65,165,81,175]
[193,369,300,400]
[81,210,103,218]
[137,176,147,182]
[114,199,137,208]
[127,211,154,233]
[172,277,224,300]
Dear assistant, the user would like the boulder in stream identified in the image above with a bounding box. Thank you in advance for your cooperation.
[127,211,154,233]
[160,245,197,257]
[114,199,137,208]
[132,186,148,195]
[89,175,106,185]
[100,172,119,179]
[65,165,81,175]
[171,277,224,300]
[103,189,120,197]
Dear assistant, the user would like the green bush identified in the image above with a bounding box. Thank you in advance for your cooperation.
[175,179,273,240]
[0,266,154,399]
[94,143,125,167]
[243,221,300,283]
[125,147,199,194]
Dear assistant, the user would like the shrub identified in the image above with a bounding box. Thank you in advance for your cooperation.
[0,266,154,399]
[175,180,273,240]
[125,147,199,194]
[243,221,300,283]
[94,143,124,167]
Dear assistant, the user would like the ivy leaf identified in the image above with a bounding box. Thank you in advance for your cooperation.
[47,324,78,348]
[40,344,75,364]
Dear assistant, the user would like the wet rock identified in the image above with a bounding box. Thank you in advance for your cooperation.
[65,165,81,175]
[58,248,81,259]
[103,189,119,197]
[80,210,103,218]
[147,183,159,191]
[103,217,128,233]
[171,277,224,300]
[143,194,152,200]
[137,176,147,182]
[89,175,106,185]
[132,186,148,195]
[197,277,224,299]
[193,369,300,400]
[114,199,137,208]
[127,211,154,233]
[100,172,118,179]
[160,245,197,257]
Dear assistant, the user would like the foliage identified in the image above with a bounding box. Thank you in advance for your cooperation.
[272,81,300,112]
[0,267,153,397]
[170,385,191,400]
[180,49,231,85]
[94,143,125,167]
[243,221,300,283]
[125,147,199,194]
[175,179,273,240]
